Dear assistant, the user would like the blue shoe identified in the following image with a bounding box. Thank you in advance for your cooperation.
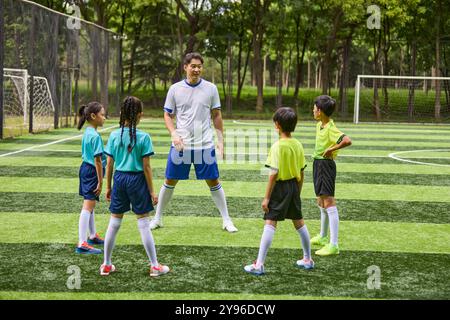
[295,258,315,270]
[87,233,104,245]
[75,241,102,254]
[244,262,265,276]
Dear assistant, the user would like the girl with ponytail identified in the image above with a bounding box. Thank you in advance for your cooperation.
[75,102,106,255]
[100,96,169,277]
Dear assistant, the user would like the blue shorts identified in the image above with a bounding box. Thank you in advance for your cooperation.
[79,162,104,201]
[165,146,220,180]
[109,171,153,214]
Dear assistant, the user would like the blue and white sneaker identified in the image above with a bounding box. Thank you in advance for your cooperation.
[295,258,315,270]
[244,262,265,276]
[87,233,104,245]
[75,241,102,254]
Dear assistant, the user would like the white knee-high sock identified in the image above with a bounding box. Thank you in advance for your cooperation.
[78,209,91,246]
[137,217,158,267]
[210,184,231,222]
[297,225,311,260]
[327,206,339,246]
[256,224,276,268]
[154,183,175,221]
[103,217,122,265]
[319,207,329,238]
[89,210,97,239]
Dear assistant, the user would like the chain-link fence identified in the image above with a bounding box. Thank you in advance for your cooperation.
[1,0,120,139]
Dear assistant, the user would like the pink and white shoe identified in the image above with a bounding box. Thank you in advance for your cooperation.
[100,264,116,276]
[150,264,170,277]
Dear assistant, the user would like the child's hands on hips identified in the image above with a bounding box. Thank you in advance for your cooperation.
[322,147,334,159]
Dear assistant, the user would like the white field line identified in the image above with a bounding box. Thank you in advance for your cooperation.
[0,125,119,158]
[388,149,450,167]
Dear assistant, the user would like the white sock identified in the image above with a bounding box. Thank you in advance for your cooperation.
[103,216,122,265]
[78,209,91,246]
[154,183,175,221]
[210,184,231,222]
[89,210,97,239]
[297,225,311,260]
[138,217,158,267]
[327,206,339,246]
[319,207,329,238]
[256,224,276,268]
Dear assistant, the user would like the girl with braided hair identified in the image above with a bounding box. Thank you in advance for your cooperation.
[101,96,170,277]
[76,102,106,255]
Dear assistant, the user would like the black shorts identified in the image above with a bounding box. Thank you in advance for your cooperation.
[264,178,303,221]
[313,159,336,197]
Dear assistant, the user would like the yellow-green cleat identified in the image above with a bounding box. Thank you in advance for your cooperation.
[315,243,340,256]
[310,234,329,246]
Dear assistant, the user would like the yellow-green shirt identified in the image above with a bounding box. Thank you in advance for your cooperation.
[265,138,307,181]
[312,119,345,160]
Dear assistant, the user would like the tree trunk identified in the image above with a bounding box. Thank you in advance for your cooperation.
[253,0,269,113]
[127,10,146,94]
[373,31,381,121]
[338,30,352,116]
[321,8,343,94]
[434,0,442,120]
[407,40,417,121]
[237,39,252,107]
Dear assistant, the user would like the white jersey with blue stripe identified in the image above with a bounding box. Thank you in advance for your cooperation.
[163,78,221,150]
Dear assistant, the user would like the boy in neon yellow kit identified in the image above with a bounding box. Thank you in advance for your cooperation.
[310,95,352,256]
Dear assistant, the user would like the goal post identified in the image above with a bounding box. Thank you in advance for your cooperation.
[354,75,450,124]
[3,68,55,137]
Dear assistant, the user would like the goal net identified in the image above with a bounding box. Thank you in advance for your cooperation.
[354,75,450,123]
[3,68,55,137]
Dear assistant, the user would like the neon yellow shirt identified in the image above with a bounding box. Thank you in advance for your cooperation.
[265,138,307,181]
[312,119,345,160]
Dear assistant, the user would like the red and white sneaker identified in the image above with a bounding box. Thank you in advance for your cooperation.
[100,264,116,276]
[150,264,170,277]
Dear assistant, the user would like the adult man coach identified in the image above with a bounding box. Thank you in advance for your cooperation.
[149,52,238,233]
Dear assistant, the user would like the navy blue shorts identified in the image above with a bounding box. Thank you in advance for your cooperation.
[109,171,153,214]
[79,162,104,201]
[165,146,219,180]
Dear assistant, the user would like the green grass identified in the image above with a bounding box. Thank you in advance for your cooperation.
[1,118,450,300]
[1,214,449,254]
[1,243,449,299]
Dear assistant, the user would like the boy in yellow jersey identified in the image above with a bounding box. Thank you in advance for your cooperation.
[244,107,314,275]
[310,95,352,256]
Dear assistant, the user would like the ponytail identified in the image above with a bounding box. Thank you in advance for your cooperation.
[77,105,87,130]
[77,102,104,130]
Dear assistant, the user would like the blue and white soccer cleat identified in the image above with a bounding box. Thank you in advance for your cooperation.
[87,233,104,245]
[295,258,315,270]
[75,241,102,254]
[244,262,265,276]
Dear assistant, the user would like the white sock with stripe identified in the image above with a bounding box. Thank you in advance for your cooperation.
[89,210,97,239]
[319,207,329,238]
[297,225,311,260]
[210,184,231,222]
[103,216,122,265]
[256,224,276,268]
[78,209,91,246]
[326,206,339,246]
[154,183,175,222]
[137,217,158,267]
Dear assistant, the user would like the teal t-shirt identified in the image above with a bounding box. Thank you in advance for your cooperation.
[105,128,154,172]
[81,126,106,167]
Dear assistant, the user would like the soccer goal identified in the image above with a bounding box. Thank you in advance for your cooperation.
[3,68,55,137]
[353,75,450,124]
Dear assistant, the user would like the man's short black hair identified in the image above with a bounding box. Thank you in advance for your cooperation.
[273,107,297,133]
[314,95,336,117]
[184,52,204,65]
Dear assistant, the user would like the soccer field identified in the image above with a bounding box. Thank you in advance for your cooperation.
[0,118,449,300]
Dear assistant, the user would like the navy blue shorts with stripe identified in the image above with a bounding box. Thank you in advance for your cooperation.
[109,171,154,214]
[79,162,104,201]
[165,146,219,180]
